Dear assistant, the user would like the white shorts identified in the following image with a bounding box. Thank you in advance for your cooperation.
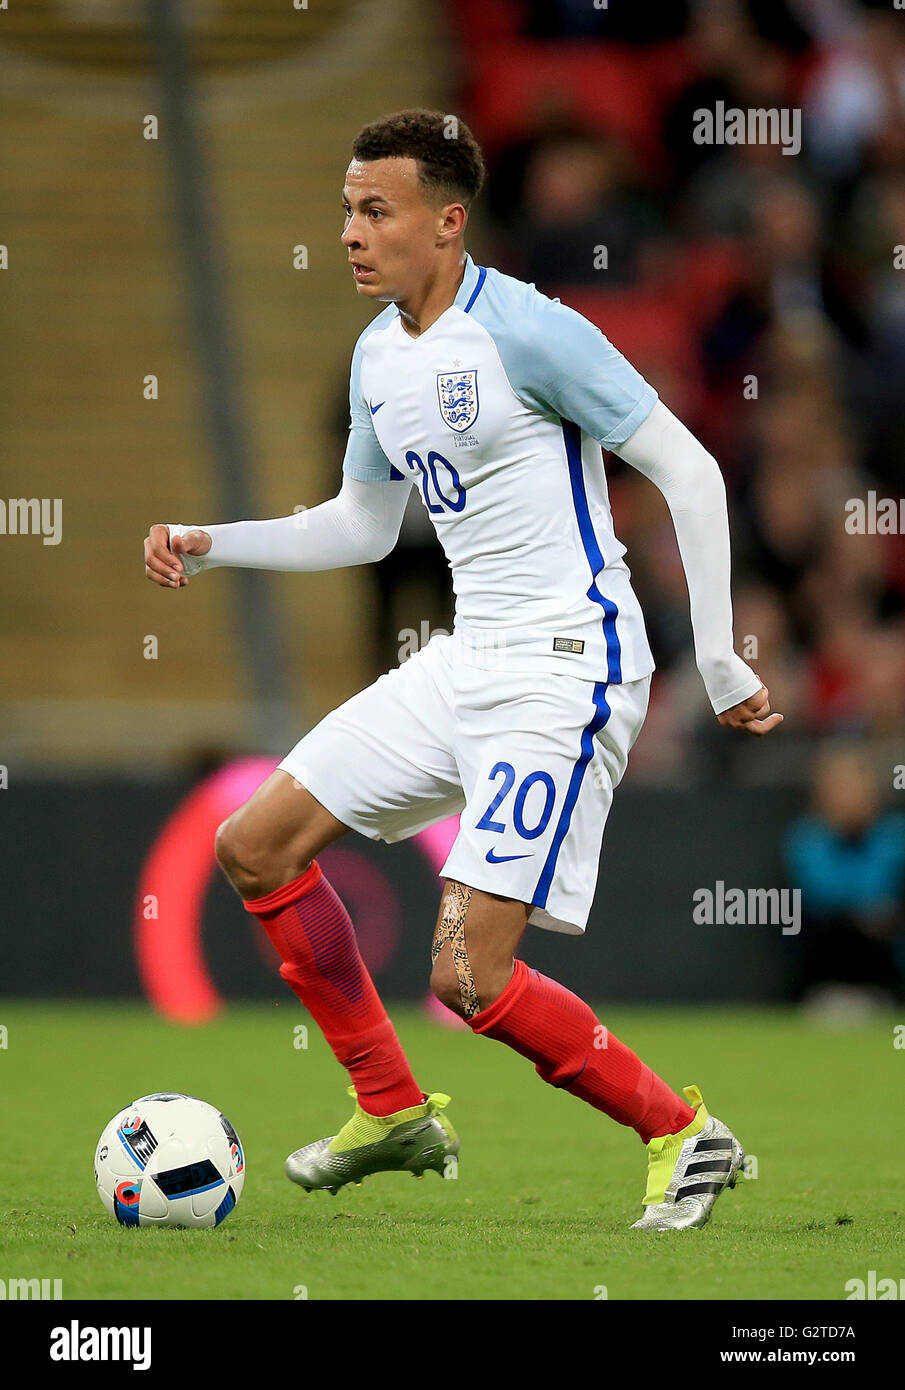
[279,635,650,935]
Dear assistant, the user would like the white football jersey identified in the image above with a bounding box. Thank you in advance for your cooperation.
[343,254,658,684]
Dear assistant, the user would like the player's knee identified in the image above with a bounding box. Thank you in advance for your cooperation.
[429,957,466,1017]
[214,815,270,897]
[430,953,510,1018]
[214,816,239,876]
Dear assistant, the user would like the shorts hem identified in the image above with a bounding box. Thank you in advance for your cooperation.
[527,905,585,937]
[275,761,384,843]
[438,853,587,935]
[276,761,463,847]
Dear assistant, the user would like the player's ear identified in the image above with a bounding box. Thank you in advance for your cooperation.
[437,202,466,243]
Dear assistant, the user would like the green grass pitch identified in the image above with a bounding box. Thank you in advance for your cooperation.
[0,1002,901,1301]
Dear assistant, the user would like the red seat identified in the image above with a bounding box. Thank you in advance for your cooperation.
[675,239,748,319]
[547,285,690,364]
[464,42,669,173]
[453,0,525,42]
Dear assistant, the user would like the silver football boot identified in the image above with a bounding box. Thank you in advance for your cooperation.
[286,1088,459,1195]
[630,1084,745,1231]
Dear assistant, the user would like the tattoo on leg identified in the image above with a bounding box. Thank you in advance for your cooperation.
[430,907,450,966]
[434,882,479,1019]
[431,882,469,962]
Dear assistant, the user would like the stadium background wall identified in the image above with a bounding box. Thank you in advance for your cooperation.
[0,777,802,1008]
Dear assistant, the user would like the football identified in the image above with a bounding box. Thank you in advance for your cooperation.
[94,1092,245,1228]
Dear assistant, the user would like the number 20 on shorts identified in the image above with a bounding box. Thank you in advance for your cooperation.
[476,762,556,840]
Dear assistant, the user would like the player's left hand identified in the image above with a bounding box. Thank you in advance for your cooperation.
[717,685,783,736]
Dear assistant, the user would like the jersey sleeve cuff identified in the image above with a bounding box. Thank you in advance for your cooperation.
[708,670,764,716]
[166,523,212,576]
[341,460,394,482]
[599,384,658,449]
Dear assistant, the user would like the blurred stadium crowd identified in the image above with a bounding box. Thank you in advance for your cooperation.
[433,0,905,794]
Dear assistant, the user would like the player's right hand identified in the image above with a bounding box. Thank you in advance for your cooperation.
[143,524,211,588]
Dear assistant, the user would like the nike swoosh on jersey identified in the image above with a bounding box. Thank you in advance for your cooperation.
[485,848,534,864]
[369,400,385,414]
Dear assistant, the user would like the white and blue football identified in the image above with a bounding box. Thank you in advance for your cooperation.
[94,1092,245,1228]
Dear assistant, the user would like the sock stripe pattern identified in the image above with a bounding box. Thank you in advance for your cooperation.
[250,863,376,1022]
[244,862,423,1117]
[284,892,370,1018]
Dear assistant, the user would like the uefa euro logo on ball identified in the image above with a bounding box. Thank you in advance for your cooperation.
[95,1093,245,1229]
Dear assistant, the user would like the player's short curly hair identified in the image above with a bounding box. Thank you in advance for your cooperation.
[352,109,486,209]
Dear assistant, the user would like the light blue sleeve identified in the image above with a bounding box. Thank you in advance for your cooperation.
[477,279,657,448]
[341,333,395,482]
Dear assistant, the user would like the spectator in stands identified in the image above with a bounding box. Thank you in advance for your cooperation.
[805,2,905,181]
[481,93,579,239]
[785,743,905,1013]
[523,0,688,42]
[505,129,658,285]
[663,2,783,186]
[741,387,842,616]
[699,174,869,424]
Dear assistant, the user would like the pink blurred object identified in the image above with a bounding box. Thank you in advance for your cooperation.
[422,990,470,1030]
[413,816,470,1028]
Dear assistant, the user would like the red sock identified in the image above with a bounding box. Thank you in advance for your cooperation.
[469,960,694,1142]
[244,862,423,1117]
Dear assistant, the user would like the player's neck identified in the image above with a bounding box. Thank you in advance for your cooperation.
[396,254,467,339]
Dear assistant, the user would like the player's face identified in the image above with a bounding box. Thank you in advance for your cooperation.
[341,157,446,303]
